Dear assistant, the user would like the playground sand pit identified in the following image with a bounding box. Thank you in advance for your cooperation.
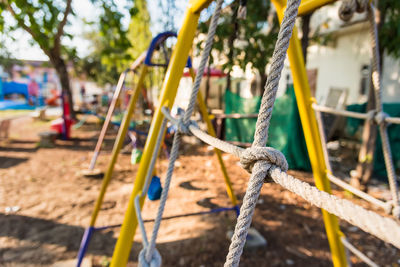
[0,115,399,266]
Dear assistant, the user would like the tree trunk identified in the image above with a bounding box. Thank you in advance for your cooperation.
[376,3,386,70]
[226,2,239,92]
[301,12,313,65]
[350,78,377,191]
[205,63,211,107]
[50,56,76,120]
[260,73,268,95]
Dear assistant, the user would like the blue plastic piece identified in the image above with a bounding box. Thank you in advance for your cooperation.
[148,176,163,201]
[144,31,192,68]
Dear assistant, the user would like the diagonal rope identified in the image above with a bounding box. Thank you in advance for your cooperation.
[137,0,225,265]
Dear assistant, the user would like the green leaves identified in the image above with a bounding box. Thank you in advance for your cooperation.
[198,0,279,86]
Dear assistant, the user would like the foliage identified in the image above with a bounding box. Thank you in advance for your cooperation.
[0,35,21,76]
[157,0,179,31]
[75,0,134,86]
[377,0,400,59]
[0,0,73,59]
[198,0,279,87]
[127,0,152,61]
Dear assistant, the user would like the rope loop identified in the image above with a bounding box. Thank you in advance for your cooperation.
[355,0,368,13]
[138,247,162,267]
[375,111,389,125]
[365,109,376,122]
[339,0,356,22]
[239,146,288,175]
[177,118,191,135]
[237,0,247,20]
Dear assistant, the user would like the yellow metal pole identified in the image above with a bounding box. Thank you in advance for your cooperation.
[272,1,347,266]
[110,2,210,265]
[188,68,238,207]
[89,65,148,227]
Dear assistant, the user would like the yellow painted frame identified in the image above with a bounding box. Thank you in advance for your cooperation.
[111,0,348,266]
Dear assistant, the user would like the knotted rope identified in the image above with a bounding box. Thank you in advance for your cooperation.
[338,0,368,22]
[239,147,288,174]
[136,1,400,266]
[224,0,301,266]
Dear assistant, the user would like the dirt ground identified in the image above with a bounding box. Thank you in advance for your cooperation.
[0,115,399,267]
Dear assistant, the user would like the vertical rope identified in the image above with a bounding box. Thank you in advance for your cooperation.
[368,4,400,216]
[224,0,301,266]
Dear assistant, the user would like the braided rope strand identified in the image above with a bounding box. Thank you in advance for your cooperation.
[224,0,301,266]
[368,3,400,216]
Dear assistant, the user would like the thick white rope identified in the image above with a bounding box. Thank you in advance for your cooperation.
[135,119,167,267]
[136,1,400,266]
[223,0,301,266]
[162,106,400,249]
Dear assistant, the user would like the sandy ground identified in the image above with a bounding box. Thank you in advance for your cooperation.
[0,115,399,266]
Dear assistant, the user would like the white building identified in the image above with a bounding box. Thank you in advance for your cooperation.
[279,2,400,105]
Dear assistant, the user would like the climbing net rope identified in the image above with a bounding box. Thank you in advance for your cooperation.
[314,0,400,219]
[134,0,400,266]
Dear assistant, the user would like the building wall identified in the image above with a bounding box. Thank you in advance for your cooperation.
[307,23,371,105]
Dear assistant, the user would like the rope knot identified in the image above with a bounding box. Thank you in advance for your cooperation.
[375,111,389,125]
[240,146,288,175]
[355,0,368,13]
[138,247,162,267]
[366,110,376,122]
[339,0,356,22]
[177,118,191,135]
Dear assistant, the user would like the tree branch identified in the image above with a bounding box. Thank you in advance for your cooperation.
[54,0,72,51]
[5,1,52,57]
[5,1,37,39]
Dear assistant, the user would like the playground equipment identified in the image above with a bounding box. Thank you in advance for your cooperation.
[76,31,240,267]
[81,53,146,177]
[49,90,72,140]
[104,0,400,266]
[0,82,36,110]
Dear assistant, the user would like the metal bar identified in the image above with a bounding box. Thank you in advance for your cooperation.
[272,1,348,266]
[88,65,148,227]
[340,237,379,267]
[385,116,400,125]
[197,89,239,208]
[313,103,388,213]
[298,0,336,16]
[312,103,371,120]
[110,6,207,266]
[327,173,388,210]
[88,71,127,170]
[189,0,214,13]
[213,113,259,119]
[187,68,239,209]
